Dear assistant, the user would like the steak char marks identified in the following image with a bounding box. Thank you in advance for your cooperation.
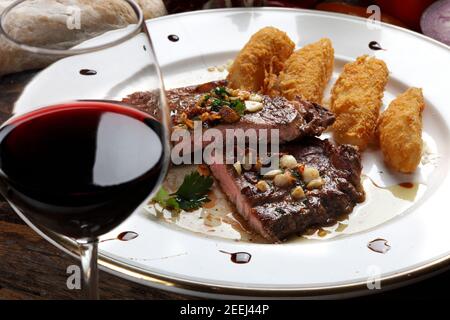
[123,80,335,144]
[210,138,365,242]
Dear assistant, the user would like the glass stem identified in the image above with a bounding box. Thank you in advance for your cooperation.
[79,238,99,299]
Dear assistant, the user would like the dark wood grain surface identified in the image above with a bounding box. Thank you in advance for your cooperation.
[0,71,449,300]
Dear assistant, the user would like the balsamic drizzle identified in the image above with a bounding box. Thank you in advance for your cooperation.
[79,69,97,76]
[368,238,391,254]
[369,41,385,51]
[219,250,252,264]
[168,34,179,42]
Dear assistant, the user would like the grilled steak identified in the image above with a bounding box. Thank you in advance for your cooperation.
[210,138,365,242]
[123,80,335,145]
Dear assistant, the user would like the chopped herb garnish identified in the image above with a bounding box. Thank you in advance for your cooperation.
[230,99,245,116]
[194,86,248,125]
[152,187,180,212]
[214,86,229,98]
[152,171,213,212]
[211,98,222,107]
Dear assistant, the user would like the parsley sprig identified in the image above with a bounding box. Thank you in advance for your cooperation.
[152,171,213,212]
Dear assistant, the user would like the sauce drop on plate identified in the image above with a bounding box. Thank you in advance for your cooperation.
[364,176,419,201]
[219,250,252,264]
[368,238,391,254]
[368,41,385,51]
[117,231,139,241]
[101,231,139,243]
[168,34,179,42]
[79,69,97,76]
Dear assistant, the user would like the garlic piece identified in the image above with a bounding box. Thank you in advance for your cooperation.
[306,178,324,190]
[291,186,305,199]
[263,169,282,179]
[302,166,320,183]
[274,172,295,188]
[256,180,269,192]
[280,155,298,169]
[245,100,263,113]
[233,161,242,175]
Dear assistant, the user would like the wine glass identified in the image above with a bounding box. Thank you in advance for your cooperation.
[0,0,170,299]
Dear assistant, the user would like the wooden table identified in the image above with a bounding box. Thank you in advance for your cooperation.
[0,71,448,300]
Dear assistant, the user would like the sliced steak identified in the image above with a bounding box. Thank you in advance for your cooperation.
[210,138,365,242]
[122,80,335,144]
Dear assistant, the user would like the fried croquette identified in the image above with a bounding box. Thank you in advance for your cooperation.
[377,88,425,173]
[331,55,389,150]
[268,38,334,104]
[227,27,295,92]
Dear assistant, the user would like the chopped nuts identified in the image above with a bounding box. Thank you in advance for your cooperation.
[245,100,263,113]
[263,169,282,179]
[256,180,270,192]
[249,93,263,102]
[291,186,305,199]
[274,172,295,188]
[280,155,298,169]
[238,90,250,100]
[302,166,320,183]
[229,89,250,100]
[318,229,328,237]
[254,157,262,171]
[296,163,305,174]
[306,178,324,190]
[200,112,210,122]
[233,161,242,175]
[184,118,194,129]
[172,124,187,131]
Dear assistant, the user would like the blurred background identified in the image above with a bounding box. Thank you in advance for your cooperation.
[163,0,448,41]
[0,0,447,78]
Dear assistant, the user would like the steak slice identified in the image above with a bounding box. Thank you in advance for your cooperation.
[122,80,335,144]
[210,138,365,242]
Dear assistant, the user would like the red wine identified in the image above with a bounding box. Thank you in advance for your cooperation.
[0,101,164,239]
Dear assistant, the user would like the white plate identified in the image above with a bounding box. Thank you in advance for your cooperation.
[13,8,450,298]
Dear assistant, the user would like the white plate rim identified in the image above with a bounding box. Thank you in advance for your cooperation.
[10,7,450,298]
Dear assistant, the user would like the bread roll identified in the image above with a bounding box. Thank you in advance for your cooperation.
[0,0,166,76]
